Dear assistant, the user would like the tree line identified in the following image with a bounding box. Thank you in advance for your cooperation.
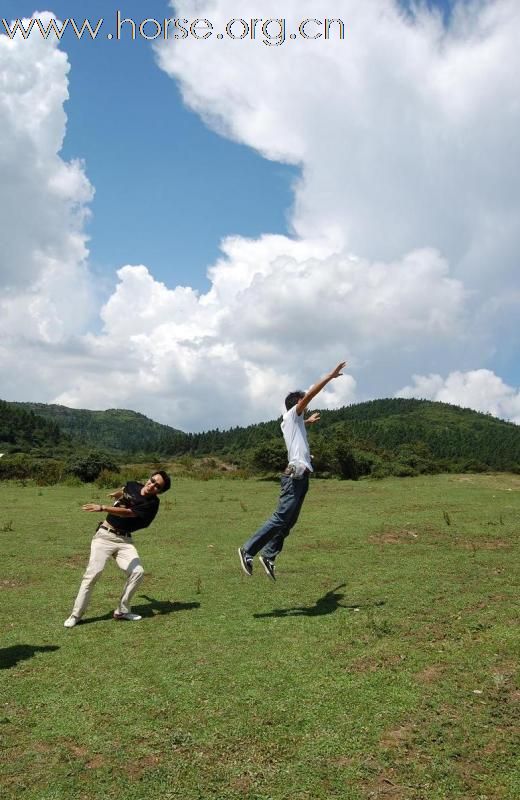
[1,397,519,483]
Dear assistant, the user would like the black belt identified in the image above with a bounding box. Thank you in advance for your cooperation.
[99,522,131,538]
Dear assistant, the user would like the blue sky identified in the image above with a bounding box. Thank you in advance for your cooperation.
[1,0,519,430]
[3,0,297,291]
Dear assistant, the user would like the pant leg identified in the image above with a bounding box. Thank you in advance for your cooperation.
[242,475,306,558]
[113,539,144,615]
[261,475,309,560]
[71,531,115,618]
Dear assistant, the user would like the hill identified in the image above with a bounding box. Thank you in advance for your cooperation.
[177,398,520,477]
[312,398,520,471]
[2,397,519,479]
[0,399,71,457]
[12,402,186,456]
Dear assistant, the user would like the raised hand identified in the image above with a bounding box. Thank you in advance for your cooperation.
[329,361,347,379]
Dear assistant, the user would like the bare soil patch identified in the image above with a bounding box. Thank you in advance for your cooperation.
[415,665,444,684]
[369,529,420,545]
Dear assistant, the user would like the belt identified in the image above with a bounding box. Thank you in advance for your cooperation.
[284,465,311,477]
[99,522,131,538]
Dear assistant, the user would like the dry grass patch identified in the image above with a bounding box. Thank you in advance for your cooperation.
[369,529,420,545]
[365,771,409,799]
[300,538,344,551]
[457,539,511,550]
[0,578,26,588]
[380,725,415,750]
[414,665,444,684]
[349,653,406,673]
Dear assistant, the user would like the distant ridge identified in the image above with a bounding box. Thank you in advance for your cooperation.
[176,397,520,473]
[11,402,185,455]
[2,397,519,475]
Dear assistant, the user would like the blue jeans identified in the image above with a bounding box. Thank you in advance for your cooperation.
[242,473,309,561]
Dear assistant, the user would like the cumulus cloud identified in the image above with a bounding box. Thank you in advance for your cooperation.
[396,370,520,423]
[0,13,94,349]
[158,0,520,287]
[54,238,466,430]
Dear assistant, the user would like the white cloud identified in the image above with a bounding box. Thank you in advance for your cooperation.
[0,13,94,345]
[54,239,465,430]
[158,0,520,291]
[396,369,520,423]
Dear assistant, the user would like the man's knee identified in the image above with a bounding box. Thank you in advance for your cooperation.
[273,505,297,526]
[130,564,144,580]
[83,563,105,582]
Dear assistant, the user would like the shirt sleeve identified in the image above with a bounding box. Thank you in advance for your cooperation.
[132,497,159,522]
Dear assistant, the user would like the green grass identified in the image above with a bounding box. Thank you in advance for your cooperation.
[1,474,519,800]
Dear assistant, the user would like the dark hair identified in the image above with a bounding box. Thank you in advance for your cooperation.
[285,391,305,411]
[153,470,171,494]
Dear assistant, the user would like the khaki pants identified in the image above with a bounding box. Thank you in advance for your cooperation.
[71,528,144,619]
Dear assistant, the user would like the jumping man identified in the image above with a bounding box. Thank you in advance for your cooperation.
[238,361,347,580]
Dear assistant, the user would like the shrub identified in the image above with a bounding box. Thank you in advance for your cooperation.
[460,459,489,474]
[66,452,120,483]
[95,469,123,488]
[0,454,64,484]
[393,464,419,477]
[250,440,287,473]
[61,474,83,487]
[330,441,360,480]
[0,453,32,480]
[33,459,65,485]
[371,464,392,480]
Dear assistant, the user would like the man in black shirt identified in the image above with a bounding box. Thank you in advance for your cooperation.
[64,471,171,628]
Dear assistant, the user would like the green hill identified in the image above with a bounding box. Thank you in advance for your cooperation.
[2,397,519,479]
[12,402,186,456]
[173,398,520,476]
[312,398,520,471]
[0,400,70,456]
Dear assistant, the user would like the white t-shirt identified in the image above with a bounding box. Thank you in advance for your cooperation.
[281,405,313,473]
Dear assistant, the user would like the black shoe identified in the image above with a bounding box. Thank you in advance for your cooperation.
[238,547,253,576]
[259,555,276,581]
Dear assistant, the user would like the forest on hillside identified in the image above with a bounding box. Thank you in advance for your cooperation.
[1,397,519,482]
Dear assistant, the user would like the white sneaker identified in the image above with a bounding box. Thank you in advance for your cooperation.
[64,615,79,628]
[113,611,142,621]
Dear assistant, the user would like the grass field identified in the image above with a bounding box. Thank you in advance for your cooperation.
[1,474,519,800]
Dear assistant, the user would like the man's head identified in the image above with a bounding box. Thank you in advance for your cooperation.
[285,391,305,411]
[143,470,171,495]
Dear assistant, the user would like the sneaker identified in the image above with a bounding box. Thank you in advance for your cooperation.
[113,611,142,621]
[259,555,276,581]
[238,547,253,576]
[64,615,79,628]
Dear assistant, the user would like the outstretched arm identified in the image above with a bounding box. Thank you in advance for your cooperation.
[82,503,137,517]
[296,361,347,416]
[83,486,136,517]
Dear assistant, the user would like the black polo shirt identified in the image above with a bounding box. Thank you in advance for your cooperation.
[105,481,159,534]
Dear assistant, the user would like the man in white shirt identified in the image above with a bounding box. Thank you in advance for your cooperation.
[238,361,347,580]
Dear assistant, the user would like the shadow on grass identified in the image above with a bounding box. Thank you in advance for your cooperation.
[79,596,200,625]
[254,583,386,618]
[136,595,201,617]
[0,644,60,670]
